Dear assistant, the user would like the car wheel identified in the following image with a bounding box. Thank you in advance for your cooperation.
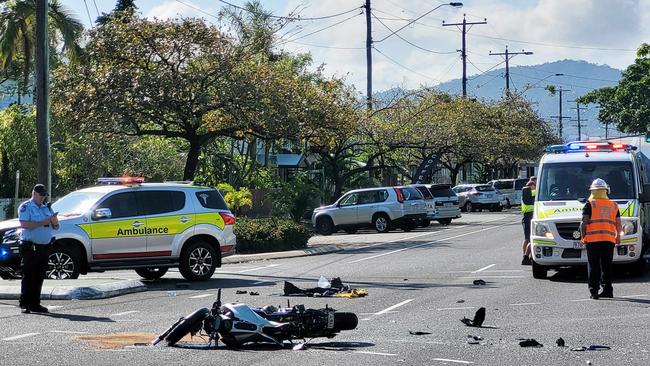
[496,205,503,212]
[629,257,646,276]
[437,218,452,225]
[460,203,467,212]
[46,245,81,280]
[373,214,391,233]
[316,217,335,235]
[532,261,548,279]
[344,228,358,234]
[135,267,169,280]
[466,202,474,212]
[420,219,431,228]
[505,199,512,209]
[179,241,218,281]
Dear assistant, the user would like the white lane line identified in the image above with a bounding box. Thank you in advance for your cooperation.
[2,333,40,341]
[471,264,496,273]
[237,264,280,273]
[359,311,398,315]
[111,311,139,317]
[569,298,592,302]
[437,306,475,311]
[347,222,512,264]
[460,276,524,279]
[0,305,16,308]
[432,358,473,364]
[351,216,510,251]
[375,299,414,315]
[354,351,398,357]
[189,294,214,299]
[484,269,524,273]
[253,281,274,285]
[47,306,63,310]
[509,302,542,306]
[620,294,649,298]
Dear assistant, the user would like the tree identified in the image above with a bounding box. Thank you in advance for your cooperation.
[0,0,82,99]
[0,105,37,197]
[579,43,649,134]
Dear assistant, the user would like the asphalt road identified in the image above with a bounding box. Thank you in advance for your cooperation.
[1,211,650,365]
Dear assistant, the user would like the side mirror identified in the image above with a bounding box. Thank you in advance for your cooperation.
[93,208,112,220]
[640,184,650,203]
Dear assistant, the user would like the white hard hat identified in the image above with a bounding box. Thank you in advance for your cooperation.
[589,178,609,191]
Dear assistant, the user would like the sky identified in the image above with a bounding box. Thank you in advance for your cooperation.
[61,0,649,95]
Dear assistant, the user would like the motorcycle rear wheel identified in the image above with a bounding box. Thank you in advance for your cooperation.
[165,307,210,346]
[333,312,358,331]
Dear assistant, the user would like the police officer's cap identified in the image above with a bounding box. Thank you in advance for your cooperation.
[33,184,47,196]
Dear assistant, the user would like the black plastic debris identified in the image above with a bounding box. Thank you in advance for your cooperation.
[473,279,486,286]
[283,277,366,297]
[457,299,465,303]
[236,290,248,295]
[249,291,260,296]
[461,307,486,327]
[556,338,566,347]
[571,345,611,351]
[409,331,432,336]
[467,335,482,345]
[519,339,543,348]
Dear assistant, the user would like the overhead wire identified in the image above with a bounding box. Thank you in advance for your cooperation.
[372,13,457,54]
[91,0,100,17]
[216,0,363,21]
[374,47,441,83]
[82,0,93,28]
[277,12,363,46]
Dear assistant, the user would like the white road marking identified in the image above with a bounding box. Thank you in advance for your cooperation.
[437,306,475,311]
[48,331,88,334]
[569,298,592,302]
[484,269,524,273]
[471,264,496,273]
[459,276,524,279]
[253,281,274,285]
[347,222,512,264]
[237,264,280,273]
[2,333,40,341]
[111,310,139,317]
[354,351,398,357]
[0,305,16,308]
[375,299,414,315]
[432,358,473,364]
[509,302,542,306]
[359,311,398,315]
[47,306,63,310]
[620,294,649,298]
[189,294,214,299]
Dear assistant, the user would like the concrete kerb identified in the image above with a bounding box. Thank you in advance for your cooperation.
[223,245,343,264]
[0,279,146,300]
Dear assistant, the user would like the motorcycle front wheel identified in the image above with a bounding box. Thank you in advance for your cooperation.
[333,312,358,331]
[165,307,210,346]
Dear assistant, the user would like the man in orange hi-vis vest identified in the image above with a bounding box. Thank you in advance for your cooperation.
[580,178,621,300]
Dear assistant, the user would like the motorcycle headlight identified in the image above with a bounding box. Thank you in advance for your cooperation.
[621,221,637,235]
[533,222,553,239]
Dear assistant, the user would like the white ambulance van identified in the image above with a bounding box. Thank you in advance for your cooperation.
[530,141,650,279]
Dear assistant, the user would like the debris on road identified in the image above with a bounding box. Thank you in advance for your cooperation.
[519,339,543,348]
[284,277,367,297]
[461,307,486,327]
[457,299,465,303]
[75,333,195,349]
[292,343,306,351]
[571,345,611,351]
[249,291,260,296]
[466,335,483,345]
[473,279,486,286]
[236,290,248,294]
[409,331,432,336]
[556,338,566,347]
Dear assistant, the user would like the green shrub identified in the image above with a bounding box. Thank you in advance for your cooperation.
[234,218,313,254]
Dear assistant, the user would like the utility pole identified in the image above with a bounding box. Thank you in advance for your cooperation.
[443,14,486,98]
[569,100,587,140]
[489,45,532,95]
[549,87,571,141]
[35,0,51,198]
[365,0,372,111]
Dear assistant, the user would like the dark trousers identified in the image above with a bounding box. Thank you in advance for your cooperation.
[586,241,614,295]
[20,242,51,308]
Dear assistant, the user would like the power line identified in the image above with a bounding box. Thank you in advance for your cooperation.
[286,40,364,50]
[174,0,220,20]
[468,59,506,80]
[489,45,533,94]
[509,70,593,90]
[216,0,363,21]
[374,47,440,83]
[91,0,100,17]
[442,14,488,98]
[513,64,620,83]
[376,2,461,43]
[82,0,93,27]
[372,13,457,54]
[277,12,363,45]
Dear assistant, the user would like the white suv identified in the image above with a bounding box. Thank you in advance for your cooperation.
[0,179,236,281]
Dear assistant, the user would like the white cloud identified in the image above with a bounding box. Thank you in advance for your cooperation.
[146,0,216,20]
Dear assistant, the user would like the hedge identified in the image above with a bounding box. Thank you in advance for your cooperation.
[234,218,313,254]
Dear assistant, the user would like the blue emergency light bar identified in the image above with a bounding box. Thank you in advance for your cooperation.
[544,141,637,153]
[96,177,145,185]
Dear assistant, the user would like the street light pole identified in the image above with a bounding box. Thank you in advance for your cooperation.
[35,0,51,198]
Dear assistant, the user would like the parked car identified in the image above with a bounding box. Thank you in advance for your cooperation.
[488,178,529,207]
[410,184,436,227]
[427,184,462,225]
[452,184,503,212]
[312,186,427,235]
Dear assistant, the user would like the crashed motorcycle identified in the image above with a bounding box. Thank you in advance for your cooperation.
[153,289,358,348]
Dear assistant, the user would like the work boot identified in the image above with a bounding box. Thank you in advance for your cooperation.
[30,305,49,313]
[598,291,613,298]
[590,293,599,300]
[521,256,532,265]
[21,307,31,314]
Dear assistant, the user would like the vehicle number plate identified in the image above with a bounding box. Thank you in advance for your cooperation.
[327,312,335,329]
[573,241,584,249]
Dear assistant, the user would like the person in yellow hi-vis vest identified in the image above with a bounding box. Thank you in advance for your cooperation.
[520,176,536,265]
[580,178,621,300]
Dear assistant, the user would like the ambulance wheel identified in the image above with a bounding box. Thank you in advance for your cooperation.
[135,267,168,280]
[179,241,217,281]
[629,258,646,276]
[532,261,548,279]
[46,245,81,280]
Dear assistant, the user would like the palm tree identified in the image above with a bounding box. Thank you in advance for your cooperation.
[0,0,83,101]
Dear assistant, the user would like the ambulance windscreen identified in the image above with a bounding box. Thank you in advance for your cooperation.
[538,162,635,201]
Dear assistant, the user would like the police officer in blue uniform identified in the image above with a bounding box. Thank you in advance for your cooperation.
[18,184,59,314]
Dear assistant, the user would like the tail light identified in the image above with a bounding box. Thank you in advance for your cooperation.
[220,212,236,225]
[393,187,404,203]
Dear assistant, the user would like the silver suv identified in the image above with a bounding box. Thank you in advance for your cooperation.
[453,184,503,212]
[312,186,427,235]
